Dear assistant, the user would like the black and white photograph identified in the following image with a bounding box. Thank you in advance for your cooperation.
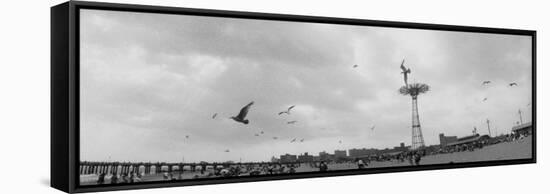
[3,0,550,194]
[77,8,533,186]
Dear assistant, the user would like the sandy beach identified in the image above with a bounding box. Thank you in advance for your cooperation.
[80,136,531,186]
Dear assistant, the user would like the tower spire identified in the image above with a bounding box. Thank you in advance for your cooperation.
[518,109,523,125]
[486,119,492,137]
[398,61,429,150]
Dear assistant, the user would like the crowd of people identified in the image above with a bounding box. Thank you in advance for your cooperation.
[499,131,531,143]
[349,150,425,167]
[437,140,488,154]
[210,163,300,177]
[90,130,531,185]
[96,172,143,185]
[435,131,531,155]
[346,131,530,166]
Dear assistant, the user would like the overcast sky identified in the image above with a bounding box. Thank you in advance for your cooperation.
[79,9,532,163]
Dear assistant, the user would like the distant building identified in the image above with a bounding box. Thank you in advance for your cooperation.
[312,156,321,162]
[271,156,279,163]
[422,144,441,153]
[280,154,297,163]
[319,151,334,161]
[298,152,314,163]
[439,133,458,147]
[348,148,377,157]
[334,150,347,158]
[457,134,479,141]
[319,151,329,161]
[512,122,532,136]
[392,142,408,152]
[445,133,490,148]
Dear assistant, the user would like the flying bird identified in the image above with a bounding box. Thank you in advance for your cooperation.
[254,134,259,137]
[273,137,278,140]
[353,64,358,68]
[527,103,531,107]
[339,140,342,144]
[278,105,296,115]
[290,138,296,143]
[224,149,230,152]
[509,82,518,87]
[370,125,376,130]
[260,131,264,134]
[300,138,304,142]
[212,113,217,119]
[185,135,189,139]
[482,81,491,85]
[287,121,298,124]
[482,97,488,102]
[230,101,254,124]
[399,59,411,86]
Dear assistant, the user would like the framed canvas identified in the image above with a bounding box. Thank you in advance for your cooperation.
[51,1,536,193]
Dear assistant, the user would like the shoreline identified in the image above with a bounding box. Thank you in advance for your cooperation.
[80,136,531,186]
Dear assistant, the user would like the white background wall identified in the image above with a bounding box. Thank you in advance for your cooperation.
[0,0,547,193]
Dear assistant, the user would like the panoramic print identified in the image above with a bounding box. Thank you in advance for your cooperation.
[78,9,533,185]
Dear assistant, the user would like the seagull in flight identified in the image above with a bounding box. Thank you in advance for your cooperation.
[185,135,189,139]
[278,105,296,115]
[353,64,358,68]
[212,113,218,119]
[400,59,411,86]
[273,137,278,140]
[260,131,264,134]
[230,101,254,124]
[254,134,259,137]
[482,81,491,85]
[300,138,304,142]
[509,82,518,87]
[370,125,376,130]
[224,149,230,153]
[287,121,298,124]
[482,97,488,102]
[290,138,296,143]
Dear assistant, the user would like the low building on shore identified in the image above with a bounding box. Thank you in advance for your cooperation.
[334,150,347,158]
[348,148,378,157]
[392,143,408,152]
[444,134,490,148]
[439,133,458,147]
[512,122,533,136]
[319,151,335,161]
[297,152,314,163]
[280,154,297,163]
[271,156,279,163]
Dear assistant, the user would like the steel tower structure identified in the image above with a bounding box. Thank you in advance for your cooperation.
[411,94,425,150]
[399,83,429,150]
[399,60,429,150]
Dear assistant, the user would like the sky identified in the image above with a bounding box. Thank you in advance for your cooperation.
[79,9,533,163]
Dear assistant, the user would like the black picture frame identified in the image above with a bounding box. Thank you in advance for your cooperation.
[51,1,536,193]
